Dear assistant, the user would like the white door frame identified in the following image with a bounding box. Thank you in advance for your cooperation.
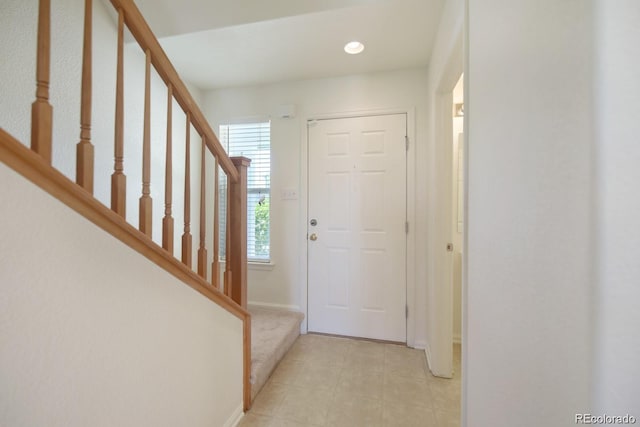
[298,107,417,347]
[428,28,464,378]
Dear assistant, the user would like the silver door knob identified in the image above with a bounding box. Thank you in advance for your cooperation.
[309,233,318,241]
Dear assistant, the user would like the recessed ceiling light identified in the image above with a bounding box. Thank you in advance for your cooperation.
[344,41,365,55]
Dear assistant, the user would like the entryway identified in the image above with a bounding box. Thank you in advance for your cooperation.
[241,334,461,426]
[306,113,408,342]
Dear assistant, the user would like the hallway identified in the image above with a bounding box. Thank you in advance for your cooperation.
[241,334,461,426]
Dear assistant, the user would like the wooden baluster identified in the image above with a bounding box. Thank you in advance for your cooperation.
[76,0,93,192]
[139,49,152,237]
[224,182,231,297]
[31,0,53,163]
[111,9,126,217]
[197,137,207,278]
[228,157,251,308]
[182,113,192,268]
[162,84,174,253]
[211,158,220,288]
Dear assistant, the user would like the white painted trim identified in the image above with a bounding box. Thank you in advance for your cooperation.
[300,107,417,346]
[428,92,455,379]
[405,108,418,349]
[299,119,310,334]
[425,340,457,380]
[462,3,470,425]
[413,339,427,350]
[246,262,276,271]
[219,260,276,271]
[248,301,301,312]
[222,115,272,126]
[427,23,464,384]
[424,343,432,373]
[223,403,244,427]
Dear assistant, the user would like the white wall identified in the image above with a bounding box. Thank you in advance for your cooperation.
[0,164,243,427]
[465,0,595,424]
[204,69,429,342]
[0,0,207,271]
[592,0,640,414]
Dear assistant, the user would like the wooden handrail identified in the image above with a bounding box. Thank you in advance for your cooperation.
[108,0,238,183]
[1,129,247,320]
[5,0,253,411]
[0,128,251,410]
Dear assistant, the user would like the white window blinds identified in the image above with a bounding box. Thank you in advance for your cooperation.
[219,121,271,262]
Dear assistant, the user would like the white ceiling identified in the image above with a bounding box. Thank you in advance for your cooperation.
[132,0,445,90]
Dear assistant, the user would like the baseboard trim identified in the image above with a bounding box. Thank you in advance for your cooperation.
[413,339,427,350]
[424,342,433,374]
[224,403,244,427]
[248,301,301,312]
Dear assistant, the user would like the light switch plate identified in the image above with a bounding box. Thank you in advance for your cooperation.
[281,188,298,200]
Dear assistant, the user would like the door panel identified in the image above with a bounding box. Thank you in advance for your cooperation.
[307,114,407,342]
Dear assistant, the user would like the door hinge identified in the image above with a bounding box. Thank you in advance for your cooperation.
[405,135,409,151]
[406,305,409,319]
[405,221,409,234]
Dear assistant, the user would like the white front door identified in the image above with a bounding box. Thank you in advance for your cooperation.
[307,114,407,342]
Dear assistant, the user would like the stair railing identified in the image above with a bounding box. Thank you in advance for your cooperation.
[0,0,252,410]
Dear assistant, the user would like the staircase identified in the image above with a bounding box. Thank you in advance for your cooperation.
[249,307,305,400]
[0,0,253,417]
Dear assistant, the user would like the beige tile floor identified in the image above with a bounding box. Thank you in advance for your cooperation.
[240,334,462,427]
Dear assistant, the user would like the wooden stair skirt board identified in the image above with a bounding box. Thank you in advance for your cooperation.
[249,306,305,400]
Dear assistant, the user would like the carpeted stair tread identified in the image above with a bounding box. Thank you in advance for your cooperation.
[249,306,304,400]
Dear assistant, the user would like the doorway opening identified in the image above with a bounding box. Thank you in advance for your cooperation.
[451,73,464,375]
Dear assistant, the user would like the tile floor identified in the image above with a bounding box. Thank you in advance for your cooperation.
[240,334,462,427]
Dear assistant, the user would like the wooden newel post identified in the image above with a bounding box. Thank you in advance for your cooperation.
[228,156,250,308]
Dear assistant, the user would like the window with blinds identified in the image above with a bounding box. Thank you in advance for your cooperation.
[219,121,270,262]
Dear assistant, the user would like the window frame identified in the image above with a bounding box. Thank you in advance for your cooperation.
[218,119,271,263]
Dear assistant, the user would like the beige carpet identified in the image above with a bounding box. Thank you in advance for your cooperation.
[249,306,304,400]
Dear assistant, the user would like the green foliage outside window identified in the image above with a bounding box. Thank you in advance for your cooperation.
[255,197,270,257]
